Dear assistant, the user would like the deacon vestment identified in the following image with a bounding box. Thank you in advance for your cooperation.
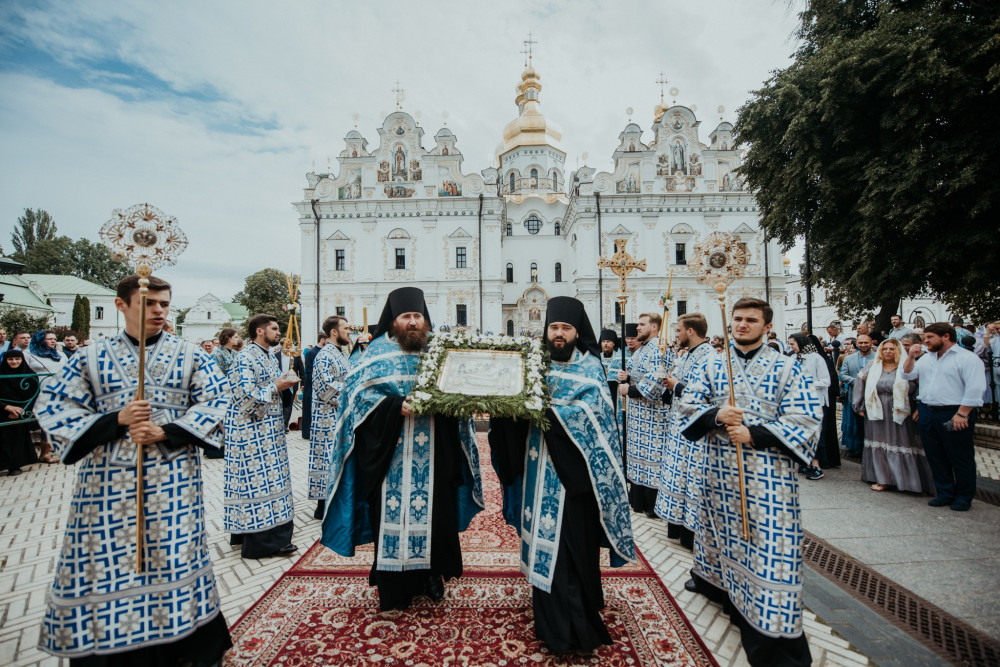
[490,297,635,653]
[321,288,484,610]
[308,342,351,501]
[624,338,676,513]
[654,341,716,545]
[223,342,295,558]
[678,342,821,666]
[33,331,232,663]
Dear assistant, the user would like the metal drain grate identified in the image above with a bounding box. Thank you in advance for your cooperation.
[803,532,1000,666]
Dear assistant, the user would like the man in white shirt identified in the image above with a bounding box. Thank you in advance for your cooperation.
[887,314,911,340]
[901,322,986,511]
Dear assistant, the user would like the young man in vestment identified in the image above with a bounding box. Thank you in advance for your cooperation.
[321,287,484,610]
[677,298,822,667]
[309,316,351,520]
[617,312,676,516]
[654,312,715,550]
[223,314,299,559]
[34,274,233,666]
[300,331,327,440]
[490,296,635,654]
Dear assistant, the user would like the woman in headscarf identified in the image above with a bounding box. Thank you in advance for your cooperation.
[853,339,934,494]
[0,350,40,475]
[788,333,833,480]
[26,330,66,374]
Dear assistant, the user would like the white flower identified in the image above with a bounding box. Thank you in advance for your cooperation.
[413,391,432,402]
[525,398,543,411]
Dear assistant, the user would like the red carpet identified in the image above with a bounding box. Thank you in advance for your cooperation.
[227,436,717,666]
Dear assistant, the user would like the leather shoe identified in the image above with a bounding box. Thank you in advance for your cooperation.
[950,500,971,512]
[928,496,954,507]
[426,575,445,602]
[684,578,698,593]
[277,544,299,556]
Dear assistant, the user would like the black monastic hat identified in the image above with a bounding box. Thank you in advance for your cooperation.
[624,322,639,338]
[369,287,433,342]
[599,328,620,347]
[544,296,600,357]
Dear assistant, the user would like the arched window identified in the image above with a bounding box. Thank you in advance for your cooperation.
[551,170,559,191]
[784,296,788,306]
[796,293,802,305]
[530,262,538,283]
[530,168,539,187]
[554,262,562,282]
[554,222,560,236]
[509,172,516,192]
[524,216,542,235]
[507,319,514,336]
[505,222,512,236]
[506,263,514,283]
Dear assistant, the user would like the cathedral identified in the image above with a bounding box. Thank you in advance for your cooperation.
[294,60,789,343]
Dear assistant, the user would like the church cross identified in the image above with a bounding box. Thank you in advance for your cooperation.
[598,238,647,296]
[523,33,538,65]
[656,72,668,103]
[392,81,405,110]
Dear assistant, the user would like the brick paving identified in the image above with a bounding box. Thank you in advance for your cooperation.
[1,426,873,666]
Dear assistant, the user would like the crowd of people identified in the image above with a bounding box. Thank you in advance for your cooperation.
[2,275,997,667]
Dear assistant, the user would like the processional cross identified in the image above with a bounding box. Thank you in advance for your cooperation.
[598,239,646,414]
[100,203,188,572]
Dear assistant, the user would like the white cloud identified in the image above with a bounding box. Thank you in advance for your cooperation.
[0,0,804,308]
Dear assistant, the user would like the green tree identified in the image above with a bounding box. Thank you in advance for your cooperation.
[233,268,298,335]
[71,294,91,340]
[22,237,76,275]
[19,236,131,290]
[735,0,1000,329]
[0,307,51,338]
[10,208,58,261]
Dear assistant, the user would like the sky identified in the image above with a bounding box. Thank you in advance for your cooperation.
[0,0,805,309]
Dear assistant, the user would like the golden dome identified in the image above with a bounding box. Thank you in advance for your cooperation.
[782,254,791,267]
[500,65,563,153]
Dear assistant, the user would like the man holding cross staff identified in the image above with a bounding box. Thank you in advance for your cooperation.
[676,296,822,667]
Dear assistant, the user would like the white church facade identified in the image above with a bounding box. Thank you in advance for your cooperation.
[294,63,790,344]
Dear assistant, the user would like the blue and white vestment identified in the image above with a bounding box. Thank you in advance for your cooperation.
[223,343,294,534]
[308,344,351,500]
[321,333,484,571]
[655,342,716,531]
[678,343,821,638]
[34,333,228,658]
[625,340,676,487]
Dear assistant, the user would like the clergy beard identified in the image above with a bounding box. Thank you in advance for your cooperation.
[547,337,576,362]
[393,322,429,352]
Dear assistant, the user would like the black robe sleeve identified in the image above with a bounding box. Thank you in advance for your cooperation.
[541,410,592,499]
[63,412,127,465]
[354,396,406,499]
[488,416,530,486]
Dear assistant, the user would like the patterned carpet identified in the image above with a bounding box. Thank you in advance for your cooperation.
[226,436,717,666]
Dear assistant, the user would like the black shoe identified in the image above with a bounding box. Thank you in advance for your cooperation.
[950,500,972,512]
[313,499,326,520]
[8,468,22,476]
[426,575,445,602]
[798,464,809,474]
[928,496,954,507]
[645,510,659,519]
[230,534,244,546]
[277,544,298,556]
[684,578,698,593]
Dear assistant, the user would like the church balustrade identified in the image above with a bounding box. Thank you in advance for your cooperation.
[504,176,555,194]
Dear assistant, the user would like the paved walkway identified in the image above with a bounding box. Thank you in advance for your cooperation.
[4,424,995,665]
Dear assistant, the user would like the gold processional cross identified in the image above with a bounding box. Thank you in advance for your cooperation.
[598,239,646,411]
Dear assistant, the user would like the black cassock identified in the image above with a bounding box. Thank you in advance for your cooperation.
[355,396,466,610]
[490,415,612,653]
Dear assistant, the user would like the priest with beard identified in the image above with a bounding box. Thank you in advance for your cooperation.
[320,287,484,611]
[489,296,634,654]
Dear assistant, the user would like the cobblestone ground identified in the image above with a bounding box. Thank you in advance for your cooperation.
[975,445,1000,481]
[0,428,869,666]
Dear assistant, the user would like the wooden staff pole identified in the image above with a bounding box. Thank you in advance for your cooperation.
[716,285,751,542]
[134,264,151,572]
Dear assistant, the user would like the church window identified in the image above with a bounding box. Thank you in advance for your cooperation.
[796,293,802,305]
[505,222,512,236]
[507,319,514,336]
[554,262,562,282]
[456,304,467,327]
[551,170,559,191]
[614,302,623,325]
[524,216,541,235]
[554,222,560,236]
[335,249,346,271]
[677,300,688,316]
[506,263,514,283]
[530,168,539,187]
[206,311,211,320]
[456,246,467,269]
[395,248,406,270]
[509,172,516,192]
[783,296,788,306]
[530,263,538,283]
[675,243,686,265]
[336,306,345,317]
[95,306,104,320]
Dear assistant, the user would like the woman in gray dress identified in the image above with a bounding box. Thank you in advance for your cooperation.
[853,338,935,494]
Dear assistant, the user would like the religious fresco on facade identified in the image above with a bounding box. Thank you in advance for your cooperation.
[670,138,687,174]
[410,161,422,181]
[377,161,390,182]
[385,178,415,198]
[616,163,640,193]
[439,167,462,196]
[689,153,702,176]
[392,146,407,179]
[338,169,361,200]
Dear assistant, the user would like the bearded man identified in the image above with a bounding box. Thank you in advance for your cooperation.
[321,287,484,610]
[490,296,634,653]
[309,316,351,519]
